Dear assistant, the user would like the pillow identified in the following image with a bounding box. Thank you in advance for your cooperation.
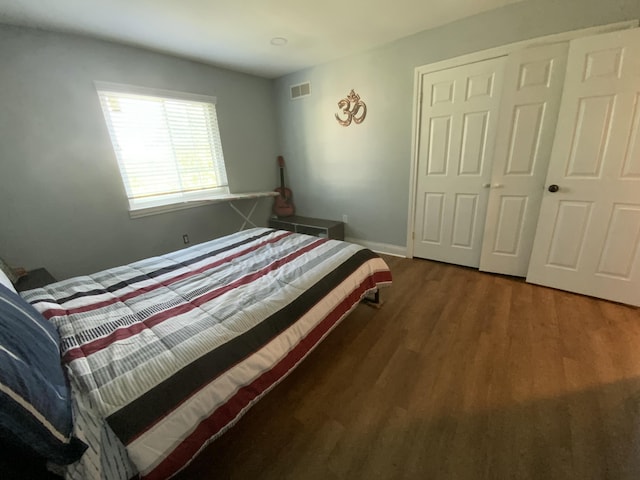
[0,268,16,294]
[0,257,17,284]
[0,284,87,465]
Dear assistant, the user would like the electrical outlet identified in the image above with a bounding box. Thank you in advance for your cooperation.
[342,214,348,224]
[182,234,190,244]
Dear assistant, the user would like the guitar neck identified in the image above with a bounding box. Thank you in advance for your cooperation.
[279,167,285,192]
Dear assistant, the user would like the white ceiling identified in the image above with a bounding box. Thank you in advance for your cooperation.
[0,0,523,78]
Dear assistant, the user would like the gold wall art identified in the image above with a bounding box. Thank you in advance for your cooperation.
[335,89,367,126]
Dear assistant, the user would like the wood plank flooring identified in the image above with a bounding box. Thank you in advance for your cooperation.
[176,256,640,480]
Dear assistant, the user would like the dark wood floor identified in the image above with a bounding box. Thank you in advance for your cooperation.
[177,256,640,480]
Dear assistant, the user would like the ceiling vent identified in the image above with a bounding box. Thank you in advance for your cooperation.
[290,81,311,100]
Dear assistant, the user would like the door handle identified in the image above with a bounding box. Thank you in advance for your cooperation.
[548,184,559,193]
[492,183,504,189]
[482,183,491,188]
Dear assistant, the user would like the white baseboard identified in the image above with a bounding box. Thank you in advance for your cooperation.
[345,237,407,257]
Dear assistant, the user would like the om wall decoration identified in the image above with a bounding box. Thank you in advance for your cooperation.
[335,89,367,127]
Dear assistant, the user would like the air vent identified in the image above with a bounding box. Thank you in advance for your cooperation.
[290,81,311,100]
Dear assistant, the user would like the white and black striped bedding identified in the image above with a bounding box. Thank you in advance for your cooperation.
[21,228,392,479]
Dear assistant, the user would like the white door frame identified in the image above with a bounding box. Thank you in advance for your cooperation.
[405,20,638,258]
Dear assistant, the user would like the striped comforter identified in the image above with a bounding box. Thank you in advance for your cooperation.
[22,228,392,479]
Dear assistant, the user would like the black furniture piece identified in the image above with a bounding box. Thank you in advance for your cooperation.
[15,268,56,292]
[269,215,345,240]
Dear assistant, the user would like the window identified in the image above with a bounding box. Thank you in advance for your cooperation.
[96,82,229,216]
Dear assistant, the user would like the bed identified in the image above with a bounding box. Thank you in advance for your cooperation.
[2,228,391,479]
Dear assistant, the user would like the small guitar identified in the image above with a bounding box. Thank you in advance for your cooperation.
[273,155,295,217]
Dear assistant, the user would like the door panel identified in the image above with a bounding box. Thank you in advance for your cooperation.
[546,201,592,269]
[622,98,640,177]
[526,28,640,307]
[597,205,640,278]
[566,96,614,176]
[413,57,506,267]
[460,112,489,175]
[427,116,451,174]
[466,71,496,100]
[493,196,527,254]
[452,194,479,247]
[479,43,569,276]
[422,193,445,243]
[504,103,545,175]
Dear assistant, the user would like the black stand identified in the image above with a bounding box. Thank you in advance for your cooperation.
[362,289,382,309]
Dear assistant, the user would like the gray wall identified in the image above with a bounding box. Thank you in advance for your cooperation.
[3,0,639,279]
[274,0,640,250]
[0,25,279,280]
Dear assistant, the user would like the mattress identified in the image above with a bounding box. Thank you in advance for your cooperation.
[22,228,392,479]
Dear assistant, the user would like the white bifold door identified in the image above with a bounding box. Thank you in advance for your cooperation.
[479,43,569,276]
[413,57,506,267]
[526,28,640,307]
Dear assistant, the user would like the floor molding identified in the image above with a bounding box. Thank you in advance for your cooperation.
[345,237,407,257]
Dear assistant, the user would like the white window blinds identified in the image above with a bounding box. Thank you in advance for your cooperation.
[96,83,229,211]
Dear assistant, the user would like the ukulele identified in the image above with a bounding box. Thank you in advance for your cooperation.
[273,155,295,217]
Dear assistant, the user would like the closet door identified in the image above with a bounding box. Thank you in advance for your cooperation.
[526,28,640,307]
[479,43,569,276]
[413,57,506,267]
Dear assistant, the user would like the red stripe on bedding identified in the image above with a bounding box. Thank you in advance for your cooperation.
[143,269,391,480]
[63,237,328,363]
[43,232,293,320]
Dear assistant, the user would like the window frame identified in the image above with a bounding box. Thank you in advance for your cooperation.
[95,81,230,218]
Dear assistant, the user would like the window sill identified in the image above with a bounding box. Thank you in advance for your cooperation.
[129,200,214,219]
[128,191,279,219]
